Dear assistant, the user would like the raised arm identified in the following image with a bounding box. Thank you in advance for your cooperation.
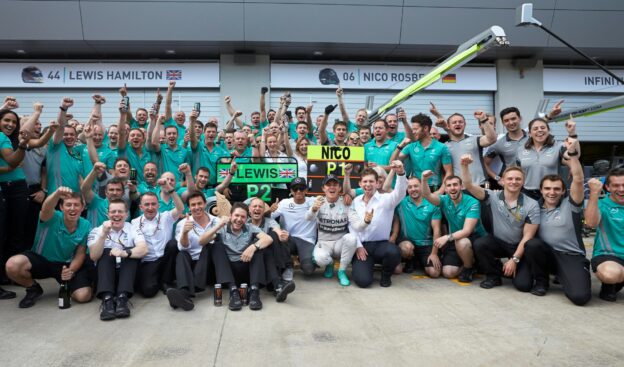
[584,178,603,228]
[563,138,584,204]
[430,102,448,131]
[475,110,497,147]
[161,170,185,220]
[397,109,414,141]
[88,94,106,129]
[319,104,335,144]
[53,98,74,145]
[260,87,269,122]
[305,104,313,131]
[224,96,244,129]
[145,106,158,149]
[40,186,72,222]
[215,162,237,194]
[459,154,485,200]
[83,124,100,165]
[27,120,58,149]
[421,170,441,206]
[336,87,350,123]
[165,81,175,121]
[117,100,128,150]
[189,110,199,150]
[118,84,133,123]
[283,128,293,157]
[342,163,357,197]
[81,162,106,204]
[150,115,165,152]
[20,102,43,135]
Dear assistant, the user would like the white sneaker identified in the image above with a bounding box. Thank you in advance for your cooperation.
[282,267,294,281]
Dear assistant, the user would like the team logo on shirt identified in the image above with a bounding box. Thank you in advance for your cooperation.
[610,207,619,215]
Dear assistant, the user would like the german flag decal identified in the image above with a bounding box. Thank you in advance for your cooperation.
[442,73,457,83]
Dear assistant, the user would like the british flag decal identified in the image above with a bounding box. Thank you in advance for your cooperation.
[279,168,295,179]
[218,168,230,180]
[166,70,182,80]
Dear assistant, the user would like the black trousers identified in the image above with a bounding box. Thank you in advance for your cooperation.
[96,248,139,298]
[473,234,535,292]
[0,180,29,256]
[175,246,211,297]
[212,239,266,287]
[25,184,43,247]
[0,189,6,280]
[523,239,591,306]
[351,240,401,288]
[135,239,178,298]
[286,236,316,275]
[264,229,290,286]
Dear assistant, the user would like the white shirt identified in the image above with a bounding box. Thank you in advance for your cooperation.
[88,222,145,251]
[174,214,218,260]
[349,173,407,245]
[131,210,177,262]
[271,197,317,244]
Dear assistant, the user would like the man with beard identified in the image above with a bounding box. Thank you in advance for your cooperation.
[181,163,236,204]
[163,81,187,145]
[461,155,541,291]
[189,115,230,187]
[117,105,153,186]
[522,139,591,305]
[5,187,92,308]
[166,192,232,311]
[385,109,413,144]
[131,190,184,298]
[422,169,486,282]
[585,168,624,302]
[138,162,159,194]
[88,199,148,320]
[46,98,83,193]
[81,162,125,227]
[247,197,295,302]
[306,175,367,286]
[350,161,406,288]
[270,177,318,279]
[391,177,443,277]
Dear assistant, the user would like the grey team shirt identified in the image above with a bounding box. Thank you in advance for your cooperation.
[484,189,541,244]
[485,132,528,169]
[446,135,487,185]
[538,197,585,255]
[516,141,565,190]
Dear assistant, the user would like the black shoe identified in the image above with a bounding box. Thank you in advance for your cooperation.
[380,272,392,287]
[18,282,43,308]
[274,280,296,303]
[100,296,116,321]
[599,283,618,302]
[248,288,262,311]
[0,286,16,300]
[228,289,242,311]
[403,260,414,274]
[457,267,475,283]
[115,293,131,318]
[480,277,502,289]
[166,288,194,311]
[530,283,548,297]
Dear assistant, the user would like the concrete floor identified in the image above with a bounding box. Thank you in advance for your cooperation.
[1,243,623,367]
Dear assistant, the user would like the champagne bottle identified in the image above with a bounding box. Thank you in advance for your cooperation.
[58,280,71,310]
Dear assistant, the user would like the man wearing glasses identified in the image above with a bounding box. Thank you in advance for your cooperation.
[88,199,149,321]
[131,189,184,298]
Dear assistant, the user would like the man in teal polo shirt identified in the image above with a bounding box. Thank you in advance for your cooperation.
[391,177,442,277]
[392,113,452,194]
[163,81,187,145]
[151,119,191,183]
[46,98,83,193]
[422,172,486,283]
[5,187,93,308]
[364,119,398,170]
[83,124,117,174]
[117,107,154,185]
[189,116,229,186]
[586,169,624,302]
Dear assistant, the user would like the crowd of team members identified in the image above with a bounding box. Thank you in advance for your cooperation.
[0,81,623,322]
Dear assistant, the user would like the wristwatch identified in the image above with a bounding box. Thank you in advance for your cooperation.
[125,249,133,258]
[254,243,260,250]
[512,256,520,264]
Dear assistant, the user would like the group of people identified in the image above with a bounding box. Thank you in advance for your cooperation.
[0,82,622,323]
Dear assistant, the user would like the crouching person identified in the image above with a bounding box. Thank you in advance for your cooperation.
[88,199,148,321]
[5,187,93,308]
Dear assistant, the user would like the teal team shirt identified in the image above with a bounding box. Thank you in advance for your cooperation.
[364,138,398,167]
[593,196,624,259]
[157,144,191,181]
[164,118,187,146]
[395,196,441,246]
[192,143,230,186]
[86,195,109,228]
[0,132,25,182]
[117,145,154,184]
[401,140,452,187]
[81,144,117,176]
[46,141,83,193]
[438,193,486,237]
[31,211,91,263]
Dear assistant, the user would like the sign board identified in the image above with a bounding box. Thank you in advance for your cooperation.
[271,63,496,91]
[217,161,298,184]
[0,62,219,88]
[307,145,365,195]
[544,68,624,93]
